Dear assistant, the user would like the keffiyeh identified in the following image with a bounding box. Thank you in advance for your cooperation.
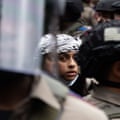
[38,34,82,55]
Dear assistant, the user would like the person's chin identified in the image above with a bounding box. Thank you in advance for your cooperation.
[66,73,77,80]
[65,76,76,81]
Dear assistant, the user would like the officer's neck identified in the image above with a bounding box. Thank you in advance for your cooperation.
[103,80,120,94]
[0,79,32,111]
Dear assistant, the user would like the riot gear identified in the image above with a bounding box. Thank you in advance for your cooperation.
[77,20,120,82]
[95,0,115,12]
[65,0,83,20]
[112,1,120,15]
[95,0,116,22]
[0,0,46,75]
[0,0,66,76]
[80,20,120,120]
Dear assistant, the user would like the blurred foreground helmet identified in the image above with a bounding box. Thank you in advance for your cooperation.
[95,0,115,12]
[76,20,120,81]
[0,0,66,75]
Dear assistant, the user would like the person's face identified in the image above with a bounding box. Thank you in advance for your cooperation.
[43,51,79,81]
[57,51,79,81]
[95,12,112,23]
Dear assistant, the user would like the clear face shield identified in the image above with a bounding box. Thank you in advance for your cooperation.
[0,0,67,111]
[0,0,45,76]
[0,0,66,80]
[35,0,66,80]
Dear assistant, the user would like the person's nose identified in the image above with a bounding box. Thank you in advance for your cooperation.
[68,58,77,68]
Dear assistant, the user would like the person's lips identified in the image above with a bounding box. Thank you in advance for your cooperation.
[66,71,77,77]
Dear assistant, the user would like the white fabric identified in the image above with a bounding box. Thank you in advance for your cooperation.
[38,34,82,55]
[68,75,79,86]
[104,27,120,42]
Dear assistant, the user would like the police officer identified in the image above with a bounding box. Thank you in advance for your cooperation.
[95,0,115,23]
[112,1,120,20]
[76,20,120,119]
[0,0,108,120]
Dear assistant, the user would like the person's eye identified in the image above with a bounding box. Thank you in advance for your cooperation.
[46,55,53,61]
[58,55,67,62]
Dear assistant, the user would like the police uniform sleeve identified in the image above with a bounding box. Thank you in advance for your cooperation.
[60,92,108,120]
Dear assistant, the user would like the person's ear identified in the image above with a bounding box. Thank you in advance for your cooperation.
[78,66,81,74]
[112,61,120,78]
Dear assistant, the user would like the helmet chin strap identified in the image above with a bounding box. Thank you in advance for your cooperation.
[102,80,120,88]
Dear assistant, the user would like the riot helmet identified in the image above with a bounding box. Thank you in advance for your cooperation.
[76,20,120,84]
[0,0,45,76]
[95,0,115,12]
[112,1,120,11]
[112,1,120,15]
[95,0,116,21]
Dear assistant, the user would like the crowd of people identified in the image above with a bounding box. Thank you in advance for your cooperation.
[0,0,120,120]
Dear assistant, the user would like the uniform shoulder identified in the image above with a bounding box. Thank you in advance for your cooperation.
[61,92,108,120]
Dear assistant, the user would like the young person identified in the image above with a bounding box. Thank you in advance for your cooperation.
[37,34,81,86]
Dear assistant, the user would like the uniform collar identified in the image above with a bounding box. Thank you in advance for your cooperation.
[92,86,120,106]
[69,75,79,86]
[31,75,60,110]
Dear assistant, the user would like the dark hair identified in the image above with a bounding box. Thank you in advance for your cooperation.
[82,0,91,4]
[85,54,116,83]
[11,99,49,120]
[62,2,82,22]
[59,0,83,31]
[0,69,34,89]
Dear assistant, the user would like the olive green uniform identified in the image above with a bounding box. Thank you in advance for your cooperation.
[84,86,120,120]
